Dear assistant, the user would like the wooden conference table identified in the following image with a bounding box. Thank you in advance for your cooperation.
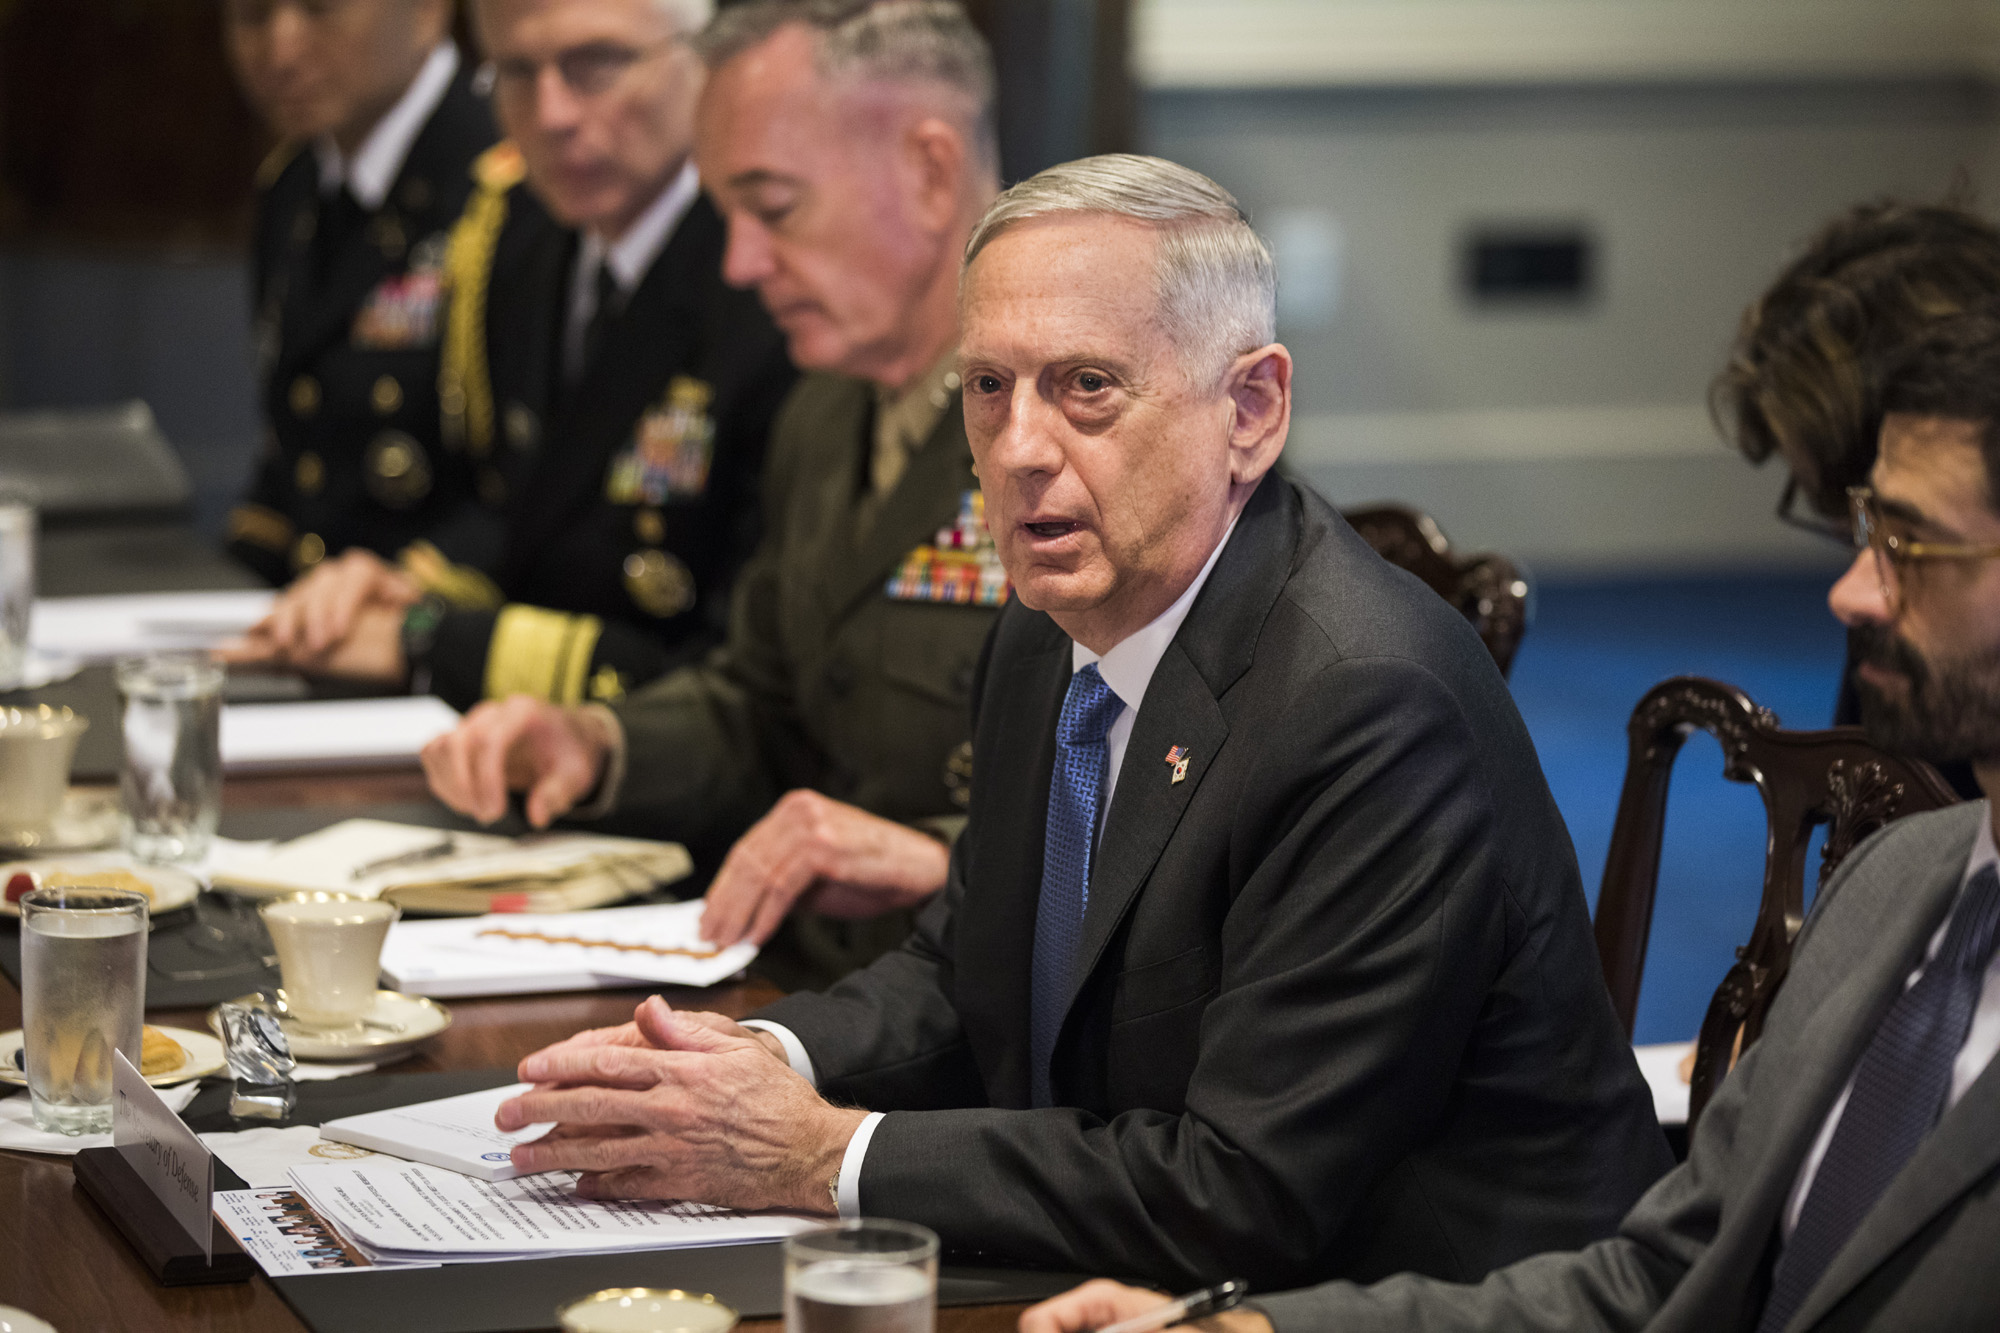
[0,526,1036,1332]
[0,769,1038,1333]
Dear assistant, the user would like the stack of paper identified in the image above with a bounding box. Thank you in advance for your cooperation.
[211,818,693,915]
[32,590,275,662]
[380,900,756,997]
[220,696,463,774]
[285,1160,821,1265]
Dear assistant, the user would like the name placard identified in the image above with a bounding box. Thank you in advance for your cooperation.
[112,1049,214,1262]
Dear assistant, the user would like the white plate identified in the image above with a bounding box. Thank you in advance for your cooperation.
[0,787,120,856]
[209,990,451,1063]
[0,855,201,919]
[0,1025,225,1088]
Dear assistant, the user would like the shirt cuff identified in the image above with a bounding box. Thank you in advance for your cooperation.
[565,704,627,820]
[836,1112,886,1219]
[741,1020,817,1086]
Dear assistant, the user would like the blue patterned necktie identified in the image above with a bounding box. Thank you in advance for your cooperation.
[1756,863,2000,1333]
[1029,663,1124,1108]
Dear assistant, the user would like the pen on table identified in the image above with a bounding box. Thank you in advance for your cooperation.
[350,836,457,880]
[1094,1280,1249,1333]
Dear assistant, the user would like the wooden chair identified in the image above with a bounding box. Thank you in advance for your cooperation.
[1343,504,1530,676]
[1593,676,1958,1131]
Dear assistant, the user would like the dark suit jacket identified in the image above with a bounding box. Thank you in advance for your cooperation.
[756,476,1671,1289]
[1257,800,2000,1332]
[230,59,499,584]
[424,188,796,709]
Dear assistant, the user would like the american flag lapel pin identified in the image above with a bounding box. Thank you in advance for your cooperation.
[1165,744,1190,784]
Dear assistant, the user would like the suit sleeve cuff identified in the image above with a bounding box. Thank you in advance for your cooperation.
[565,705,627,820]
[836,1112,886,1219]
[741,1020,816,1085]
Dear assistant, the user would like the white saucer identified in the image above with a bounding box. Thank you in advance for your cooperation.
[0,1025,225,1087]
[0,788,121,857]
[209,990,451,1063]
[0,855,201,919]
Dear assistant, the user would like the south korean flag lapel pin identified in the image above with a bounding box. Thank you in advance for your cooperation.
[1165,744,1191,785]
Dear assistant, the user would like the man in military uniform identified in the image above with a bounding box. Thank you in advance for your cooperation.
[225,0,794,712]
[421,0,1006,986]
[224,0,500,583]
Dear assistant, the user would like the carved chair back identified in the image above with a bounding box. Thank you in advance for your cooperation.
[1594,675,1959,1131]
[1342,505,1530,676]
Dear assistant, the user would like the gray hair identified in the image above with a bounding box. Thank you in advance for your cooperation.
[692,1,997,171]
[964,154,1276,385]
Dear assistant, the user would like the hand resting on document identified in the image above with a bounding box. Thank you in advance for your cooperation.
[496,995,865,1214]
[697,789,950,947]
[219,548,417,683]
[421,695,618,827]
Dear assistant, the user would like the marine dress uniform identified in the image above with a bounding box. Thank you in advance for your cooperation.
[403,153,796,711]
[227,42,499,584]
[586,360,1010,985]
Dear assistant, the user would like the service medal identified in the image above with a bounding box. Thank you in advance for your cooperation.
[606,376,716,505]
[885,490,1012,607]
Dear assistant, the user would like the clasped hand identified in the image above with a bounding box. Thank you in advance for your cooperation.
[495,995,867,1214]
[218,548,417,683]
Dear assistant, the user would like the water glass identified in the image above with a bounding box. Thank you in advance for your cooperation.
[785,1219,938,1333]
[20,886,148,1135]
[260,893,399,1030]
[116,652,224,865]
[0,492,34,690]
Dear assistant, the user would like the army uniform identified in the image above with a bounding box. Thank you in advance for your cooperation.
[590,365,1008,987]
[406,153,796,711]
[228,45,500,584]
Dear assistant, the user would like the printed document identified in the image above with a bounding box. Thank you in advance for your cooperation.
[381,900,757,996]
[317,1082,550,1182]
[287,1160,820,1262]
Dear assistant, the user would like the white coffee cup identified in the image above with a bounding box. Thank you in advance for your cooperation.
[0,706,88,847]
[259,893,399,1030]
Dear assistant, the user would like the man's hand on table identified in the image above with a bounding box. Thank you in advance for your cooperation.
[1020,1283,1274,1333]
[698,789,951,947]
[496,996,863,1213]
[421,696,617,827]
[218,548,419,684]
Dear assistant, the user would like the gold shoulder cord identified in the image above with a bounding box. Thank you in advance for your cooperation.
[439,141,526,459]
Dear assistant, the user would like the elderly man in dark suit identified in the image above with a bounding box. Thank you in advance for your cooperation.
[488,154,1669,1290]
[1021,315,2000,1331]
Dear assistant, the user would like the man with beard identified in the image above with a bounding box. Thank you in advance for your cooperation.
[1017,314,2000,1332]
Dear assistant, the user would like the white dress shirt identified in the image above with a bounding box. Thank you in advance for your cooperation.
[312,42,460,210]
[1782,803,2000,1238]
[745,514,1242,1217]
[562,159,701,380]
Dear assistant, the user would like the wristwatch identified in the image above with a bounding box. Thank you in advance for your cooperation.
[400,594,449,695]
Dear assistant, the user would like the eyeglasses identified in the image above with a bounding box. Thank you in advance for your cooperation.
[485,38,678,101]
[1774,477,1854,546]
[1847,484,2000,611]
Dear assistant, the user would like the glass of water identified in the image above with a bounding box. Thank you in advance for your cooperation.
[785,1219,938,1333]
[20,886,148,1135]
[0,489,36,690]
[116,652,224,865]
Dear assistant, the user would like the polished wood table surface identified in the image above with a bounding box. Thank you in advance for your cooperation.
[0,771,1034,1333]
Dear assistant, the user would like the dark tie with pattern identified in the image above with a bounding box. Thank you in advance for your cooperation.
[312,186,365,292]
[1756,863,2000,1332]
[1029,663,1124,1108]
